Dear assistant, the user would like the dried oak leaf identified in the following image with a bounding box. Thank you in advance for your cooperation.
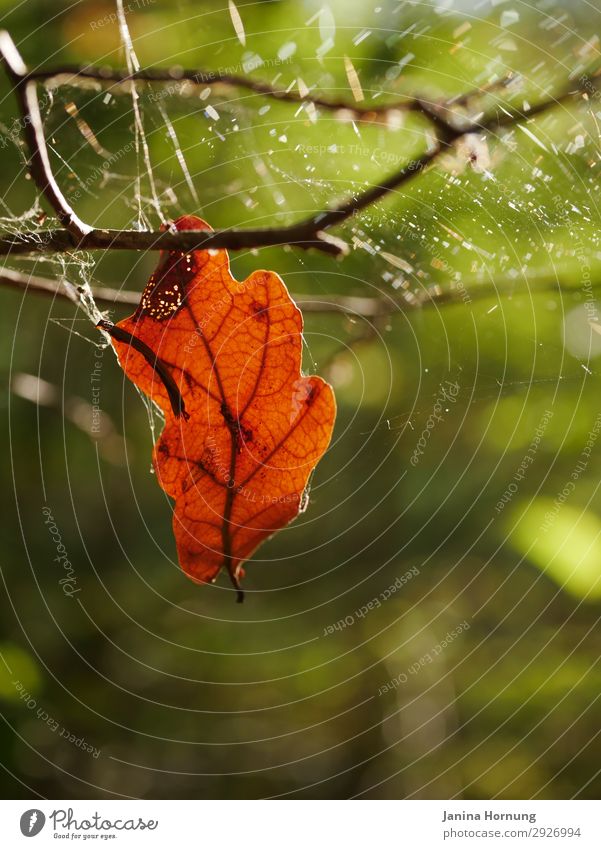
[101,216,336,601]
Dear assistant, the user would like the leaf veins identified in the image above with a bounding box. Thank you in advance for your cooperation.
[105,215,336,601]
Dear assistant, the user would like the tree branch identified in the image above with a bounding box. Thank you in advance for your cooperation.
[0,224,348,256]
[0,29,598,260]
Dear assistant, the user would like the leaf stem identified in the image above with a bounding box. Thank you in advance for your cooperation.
[97,319,190,421]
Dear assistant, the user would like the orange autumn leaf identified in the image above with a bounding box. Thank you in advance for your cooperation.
[101,215,336,601]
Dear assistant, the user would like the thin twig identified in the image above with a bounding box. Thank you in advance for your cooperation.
[0,31,91,238]
[25,61,516,121]
[0,264,392,313]
[1,264,594,316]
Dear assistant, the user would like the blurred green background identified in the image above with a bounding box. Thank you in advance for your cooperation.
[1,0,601,799]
